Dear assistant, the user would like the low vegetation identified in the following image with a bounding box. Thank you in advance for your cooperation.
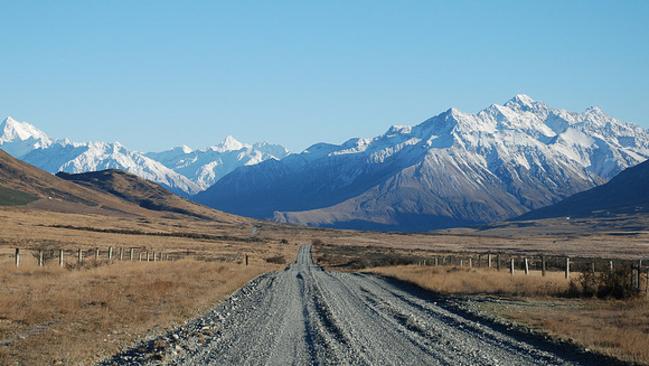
[0,186,38,206]
[0,258,280,365]
[369,265,570,296]
[479,298,649,365]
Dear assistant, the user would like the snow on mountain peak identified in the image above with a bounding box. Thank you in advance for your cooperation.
[209,135,249,152]
[510,93,535,106]
[0,115,52,157]
[223,135,246,150]
[385,124,412,136]
[503,94,548,114]
[1,116,50,142]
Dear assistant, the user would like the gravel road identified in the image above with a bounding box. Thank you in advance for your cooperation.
[100,245,613,366]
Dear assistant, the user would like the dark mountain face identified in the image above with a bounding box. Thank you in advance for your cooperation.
[518,159,649,220]
[194,95,649,232]
[194,150,411,219]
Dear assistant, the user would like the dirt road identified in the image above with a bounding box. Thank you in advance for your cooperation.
[101,245,612,365]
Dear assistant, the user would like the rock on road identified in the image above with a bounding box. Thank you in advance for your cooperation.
[101,245,610,366]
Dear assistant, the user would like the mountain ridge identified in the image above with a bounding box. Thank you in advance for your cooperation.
[517,159,649,220]
[196,94,649,231]
[0,117,288,194]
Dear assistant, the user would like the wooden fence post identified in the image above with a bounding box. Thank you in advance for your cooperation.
[119,247,124,261]
[524,258,529,275]
[488,254,492,269]
[510,258,515,276]
[565,257,570,279]
[245,254,249,266]
[591,262,595,273]
[78,249,83,264]
[434,256,439,267]
[477,255,481,268]
[468,257,472,268]
[108,247,113,261]
[59,249,64,267]
[460,259,464,267]
[129,248,134,261]
[497,255,501,271]
[609,260,614,272]
[541,256,546,277]
[139,252,143,262]
[15,248,20,268]
[635,261,642,292]
[94,248,99,262]
[146,252,150,262]
[38,250,44,267]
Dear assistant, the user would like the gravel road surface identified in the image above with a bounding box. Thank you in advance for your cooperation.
[100,245,613,366]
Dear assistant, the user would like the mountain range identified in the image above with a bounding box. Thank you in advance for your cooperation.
[0,116,288,196]
[0,148,241,223]
[519,158,649,220]
[196,95,649,231]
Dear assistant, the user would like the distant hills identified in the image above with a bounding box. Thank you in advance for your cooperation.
[0,148,151,214]
[56,169,238,221]
[0,149,242,223]
[196,95,649,231]
[0,116,288,195]
[518,159,649,220]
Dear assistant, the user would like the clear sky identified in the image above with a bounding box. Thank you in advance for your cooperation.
[2,1,648,152]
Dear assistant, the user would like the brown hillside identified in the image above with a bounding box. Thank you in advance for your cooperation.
[57,169,244,222]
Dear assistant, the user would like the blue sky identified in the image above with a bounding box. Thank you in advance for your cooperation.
[1,1,648,152]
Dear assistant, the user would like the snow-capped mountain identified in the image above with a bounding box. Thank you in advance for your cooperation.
[196,95,649,231]
[0,116,288,195]
[146,136,289,190]
[22,141,201,195]
[0,116,52,157]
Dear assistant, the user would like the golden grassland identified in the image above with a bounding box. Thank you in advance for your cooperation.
[0,207,298,366]
[367,265,570,296]
[0,259,282,365]
[479,297,649,365]
[367,264,649,365]
[2,205,649,365]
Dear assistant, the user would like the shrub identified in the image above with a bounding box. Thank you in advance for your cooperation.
[569,267,637,299]
[265,255,286,264]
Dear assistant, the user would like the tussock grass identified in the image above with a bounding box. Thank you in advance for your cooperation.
[0,259,278,365]
[369,265,570,296]
[484,298,649,365]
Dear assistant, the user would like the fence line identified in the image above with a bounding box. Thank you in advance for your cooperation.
[8,246,253,270]
[410,251,649,294]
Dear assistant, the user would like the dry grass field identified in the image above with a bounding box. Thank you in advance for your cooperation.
[0,206,297,366]
[0,259,281,365]
[368,265,570,296]
[478,298,649,365]
[2,203,649,365]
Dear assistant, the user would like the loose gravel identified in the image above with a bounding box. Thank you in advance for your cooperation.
[99,245,613,366]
